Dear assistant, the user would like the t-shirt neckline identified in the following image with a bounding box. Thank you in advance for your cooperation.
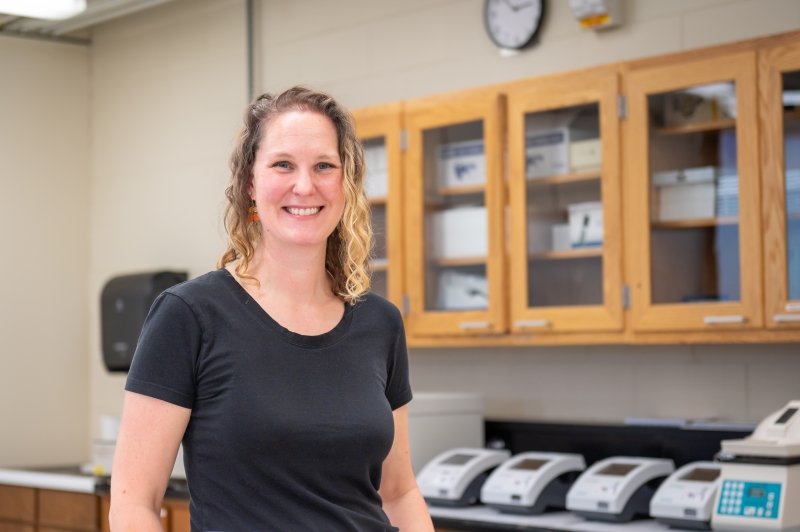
[218,268,354,349]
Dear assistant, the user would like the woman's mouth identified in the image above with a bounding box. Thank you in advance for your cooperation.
[285,206,321,216]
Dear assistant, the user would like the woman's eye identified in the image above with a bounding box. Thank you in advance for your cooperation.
[273,161,291,169]
[317,162,334,170]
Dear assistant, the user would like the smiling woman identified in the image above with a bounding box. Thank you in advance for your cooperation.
[109,86,434,532]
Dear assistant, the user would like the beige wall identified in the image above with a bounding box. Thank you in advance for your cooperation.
[2,0,800,466]
[0,35,90,466]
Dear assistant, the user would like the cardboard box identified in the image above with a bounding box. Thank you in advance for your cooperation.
[568,202,603,248]
[526,109,598,179]
[663,83,735,127]
[428,206,487,259]
[569,138,602,171]
[654,166,718,221]
[437,139,485,188]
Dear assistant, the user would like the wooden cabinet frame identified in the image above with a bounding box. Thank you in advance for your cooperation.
[760,40,800,330]
[403,88,507,337]
[624,51,763,332]
[352,102,405,309]
[507,66,624,333]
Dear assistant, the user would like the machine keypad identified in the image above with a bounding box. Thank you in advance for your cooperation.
[716,480,781,520]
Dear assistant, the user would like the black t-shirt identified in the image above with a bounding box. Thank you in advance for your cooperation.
[125,269,412,532]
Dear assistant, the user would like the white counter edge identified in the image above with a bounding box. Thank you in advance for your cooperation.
[0,468,96,493]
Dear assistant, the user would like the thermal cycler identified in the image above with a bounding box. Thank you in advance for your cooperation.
[480,451,586,514]
[417,447,510,507]
[650,461,722,530]
[712,399,800,531]
[566,455,674,522]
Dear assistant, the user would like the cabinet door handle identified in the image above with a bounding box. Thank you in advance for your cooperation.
[774,313,800,323]
[513,319,550,328]
[703,315,745,325]
[459,320,491,330]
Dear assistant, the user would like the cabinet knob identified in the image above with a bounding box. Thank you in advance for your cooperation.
[702,315,745,325]
[773,313,800,323]
[513,319,551,328]
[459,320,492,330]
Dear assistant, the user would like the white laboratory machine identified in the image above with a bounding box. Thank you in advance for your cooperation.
[566,455,675,522]
[711,400,800,531]
[650,461,722,530]
[480,451,586,514]
[418,447,511,507]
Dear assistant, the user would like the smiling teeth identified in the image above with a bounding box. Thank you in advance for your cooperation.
[287,207,320,216]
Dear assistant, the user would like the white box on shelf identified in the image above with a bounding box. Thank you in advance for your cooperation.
[663,83,735,127]
[429,206,487,259]
[551,224,571,251]
[364,143,388,198]
[437,139,485,189]
[654,166,718,221]
[568,202,603,248]
[569,138,602,171]
[526,109,597,179]
[436,270,488,310]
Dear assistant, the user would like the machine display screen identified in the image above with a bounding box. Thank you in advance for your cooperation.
[749,487,766,498]
[441,453,475,466]
[596,463,638,476]
[775,407,797,425]
[511,458,549,471]
[680,467,720,482]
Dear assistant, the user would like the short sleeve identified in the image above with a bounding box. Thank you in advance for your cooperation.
[125,291,201,409]
[385,312,413,411]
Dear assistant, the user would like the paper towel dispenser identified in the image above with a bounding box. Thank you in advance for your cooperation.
[101,271,187,372]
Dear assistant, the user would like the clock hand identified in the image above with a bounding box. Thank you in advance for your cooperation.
[512,1,534,11]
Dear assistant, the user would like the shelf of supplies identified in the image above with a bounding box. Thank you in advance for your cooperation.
[428,256,486,267]
[651,216,739,229]
[655,118,736,136]
[529,247,603,260]
[526,169,601,186]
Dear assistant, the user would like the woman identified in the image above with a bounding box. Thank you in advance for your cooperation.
[110,86,434,531]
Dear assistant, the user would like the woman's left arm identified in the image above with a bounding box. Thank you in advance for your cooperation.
[380,404,435,531]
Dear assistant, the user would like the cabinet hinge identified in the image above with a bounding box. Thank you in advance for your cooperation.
[617,95,627,120]
[622,284,630,309]
[402,294,410,316]
[400,129,408,151]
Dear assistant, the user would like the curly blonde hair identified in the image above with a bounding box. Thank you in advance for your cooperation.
[217,86,372,303]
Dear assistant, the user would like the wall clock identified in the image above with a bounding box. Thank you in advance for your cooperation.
[484,0,546,51]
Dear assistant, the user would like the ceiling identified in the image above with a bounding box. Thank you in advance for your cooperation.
[0,0,175,42]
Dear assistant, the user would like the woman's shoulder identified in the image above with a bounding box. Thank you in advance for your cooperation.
[163,268,232,303]
[353,292,403,322]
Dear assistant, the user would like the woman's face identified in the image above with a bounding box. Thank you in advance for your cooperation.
[250,110,345,252]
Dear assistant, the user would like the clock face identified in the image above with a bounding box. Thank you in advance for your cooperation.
[484,0,545,50]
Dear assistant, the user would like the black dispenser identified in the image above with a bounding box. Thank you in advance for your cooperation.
[100,271,187,372]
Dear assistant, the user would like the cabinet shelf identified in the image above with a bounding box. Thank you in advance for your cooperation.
[655,118,736,135]
[529,247,603,260]
[651,216,739,229]
[370,258,388,271]
[367,195,387,205]
[526,169,601,186]
[428,256,486,267]
[434,184,485,196]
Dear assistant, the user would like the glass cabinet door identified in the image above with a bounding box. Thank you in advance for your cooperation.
[507,68,623,333]
[761,41,800,329]
[626,51,762,331]
[404,90,506,336]
[352,103,404,309]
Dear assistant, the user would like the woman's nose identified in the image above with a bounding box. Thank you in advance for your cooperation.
[293,168,314,195]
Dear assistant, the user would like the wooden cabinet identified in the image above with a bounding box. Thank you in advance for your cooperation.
[39,489,98,531]
[99,495,187,532]
[760,38,800,330]
[403,87,507,337]
[624,50,763,332]
[507,66,624,334]
[351,30,800,345]
[352,102,405,309]
[0,485,34,531]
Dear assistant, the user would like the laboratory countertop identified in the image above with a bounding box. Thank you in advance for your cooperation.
[0,465,96,493]
[429,505,675,532]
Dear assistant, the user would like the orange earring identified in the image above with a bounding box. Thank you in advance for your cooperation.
[248,202,259,223]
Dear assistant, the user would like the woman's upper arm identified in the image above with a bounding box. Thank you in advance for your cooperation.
[111,391,191,513]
